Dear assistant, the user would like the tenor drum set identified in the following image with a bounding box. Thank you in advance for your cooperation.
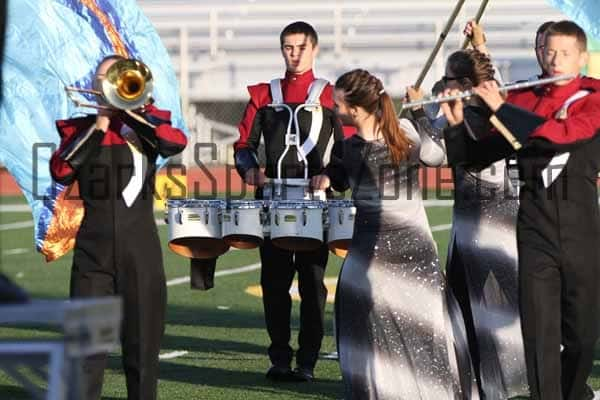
[165,179,356,259]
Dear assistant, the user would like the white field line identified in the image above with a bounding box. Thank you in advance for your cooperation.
[1,201,455,232]
[2,248,29,256]
[159,350,189,360]
[431,224,452,232]
[0,205,31,212]
[0,221,34,231]
[166,262,261,287]
[0,218,165,231]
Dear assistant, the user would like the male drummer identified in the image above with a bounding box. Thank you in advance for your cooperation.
[233,21,344,382]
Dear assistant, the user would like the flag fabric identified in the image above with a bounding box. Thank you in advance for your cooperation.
[546,0,600,40]
[0,0,187,261]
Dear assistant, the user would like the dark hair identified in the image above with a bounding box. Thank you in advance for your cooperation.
[536,20,555,43]
[446,49,495,89]
[545,20,587,51]
[335,69,411,165]
[280,21,318,47]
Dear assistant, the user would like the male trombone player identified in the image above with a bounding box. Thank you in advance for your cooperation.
[50,55,187,400]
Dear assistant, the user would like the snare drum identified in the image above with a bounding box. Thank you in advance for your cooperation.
[222,200,266,249]
[166,199,229,259]
[269,200,325,251]
[326,200,356,257]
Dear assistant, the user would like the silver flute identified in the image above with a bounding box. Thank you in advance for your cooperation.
[401,74,576,109]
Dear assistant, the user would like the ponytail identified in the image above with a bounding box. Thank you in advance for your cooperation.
[335,68,412,165]
[378,93,411,165]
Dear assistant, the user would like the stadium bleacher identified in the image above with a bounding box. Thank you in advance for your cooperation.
[139,0,565,101]
[138,0,566,164]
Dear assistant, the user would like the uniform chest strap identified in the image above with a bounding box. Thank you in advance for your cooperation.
[555,90,589,120]
[541,90,590,188]
[300,79,328,158]
[269,78,328,162]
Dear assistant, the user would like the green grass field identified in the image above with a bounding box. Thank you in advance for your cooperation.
[0,194,598,399]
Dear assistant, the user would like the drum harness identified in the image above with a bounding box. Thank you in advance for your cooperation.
[266,78,329,200]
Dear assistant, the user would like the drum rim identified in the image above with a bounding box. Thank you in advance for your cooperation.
[167,199,226,207]
[270,200,326,209]
[326,200,355,206]
[226,200,265,209]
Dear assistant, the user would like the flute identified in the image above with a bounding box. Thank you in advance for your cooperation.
[401,74,576,110]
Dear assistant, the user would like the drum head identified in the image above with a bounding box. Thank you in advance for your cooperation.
[168,238,229,259]
[272,237,323,252]
[328,239,351,258]
[223,234,263,250]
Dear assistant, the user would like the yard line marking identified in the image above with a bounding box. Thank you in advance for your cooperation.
[0,221,33,231]
[0,218,166,231]
[431,224,452,232]
[215,263,261,276]
[166,263,261,287]
[159,351,188,360]
[0,205,31,212]
[2,248,29,256]
[166,276,190,286]
[423,199,454,206]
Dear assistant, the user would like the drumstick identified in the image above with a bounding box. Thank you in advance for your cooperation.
[461,0,490,50]
[414,0,466,90]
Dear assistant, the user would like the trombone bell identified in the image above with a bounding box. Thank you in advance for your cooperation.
[64,58,154,111]
[103,59,153,110]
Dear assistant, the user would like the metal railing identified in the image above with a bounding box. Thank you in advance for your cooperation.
[139,0,563,103]
[138,0,565,164]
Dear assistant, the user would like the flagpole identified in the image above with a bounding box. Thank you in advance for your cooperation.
[413,0,467,90]
[461,0,490,49]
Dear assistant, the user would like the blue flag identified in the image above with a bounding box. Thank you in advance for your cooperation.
[546,0,600,40]
[0,0,188,261]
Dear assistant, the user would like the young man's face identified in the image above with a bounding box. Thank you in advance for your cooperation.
[93,58,119,103]
[281,33,318,75]
[544,34,588,85]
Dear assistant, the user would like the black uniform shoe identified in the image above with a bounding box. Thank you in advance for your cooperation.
[292,366,314,382]
[266,365,294,381]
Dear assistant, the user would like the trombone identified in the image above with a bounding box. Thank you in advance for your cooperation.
[65,58,153,111]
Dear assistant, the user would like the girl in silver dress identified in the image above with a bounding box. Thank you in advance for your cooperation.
[431,50,528,399]
[312,69,463,399]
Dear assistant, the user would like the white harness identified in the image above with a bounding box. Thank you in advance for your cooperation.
[541,90,590,188]
[268,78,328,178]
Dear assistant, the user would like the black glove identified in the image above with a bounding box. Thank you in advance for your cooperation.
[119,110,158,149]
[60,126,104,170]
[234,148,259,180]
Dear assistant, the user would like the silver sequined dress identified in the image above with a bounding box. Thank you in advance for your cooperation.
[421,106,529,398]
[325,119,462,399]
[447,162,529,399]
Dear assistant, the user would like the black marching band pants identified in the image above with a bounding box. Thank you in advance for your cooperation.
[70,236,166,400]
[259,238,329,369]
[518,232,600,400]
